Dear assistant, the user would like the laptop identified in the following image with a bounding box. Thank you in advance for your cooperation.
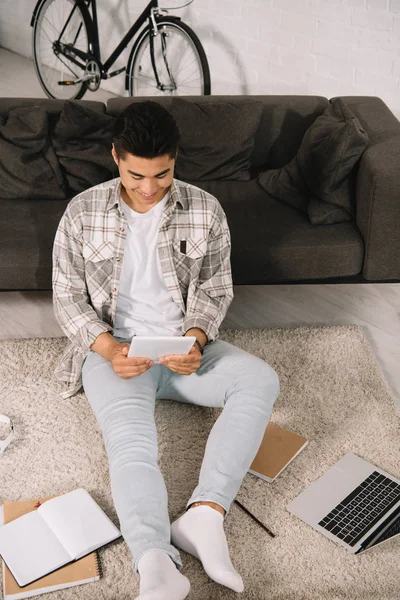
[287,452,400,554]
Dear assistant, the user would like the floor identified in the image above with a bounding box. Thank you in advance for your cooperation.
[0,47,117,101]
[1,287,399,411]
[1,46,400,411]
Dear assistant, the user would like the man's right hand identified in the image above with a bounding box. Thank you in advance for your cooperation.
[90,333,154,379]
[110,343,154,379]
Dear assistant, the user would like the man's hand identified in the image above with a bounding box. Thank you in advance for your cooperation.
[159,343,202,375]
[110,343,154,379]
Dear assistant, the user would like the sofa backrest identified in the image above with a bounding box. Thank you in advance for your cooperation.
[4,95,397,176]
[106,95,329,170]
[0,98,106,129]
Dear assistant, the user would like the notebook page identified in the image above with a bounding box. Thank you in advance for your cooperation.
[39,489,120,560]
[2,500,101,600]
[0,511,71,587]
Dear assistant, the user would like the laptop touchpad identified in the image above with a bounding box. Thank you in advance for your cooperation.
[287,466,357,524]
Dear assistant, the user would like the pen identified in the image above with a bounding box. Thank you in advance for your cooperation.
[234,499,275,538]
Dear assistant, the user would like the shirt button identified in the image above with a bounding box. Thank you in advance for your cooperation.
[112,287,117,292]
[120,227,125,232]
[115,257,121,262]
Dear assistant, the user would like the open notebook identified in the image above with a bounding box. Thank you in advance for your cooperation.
[0,489,121,589]
[0,497,102,600]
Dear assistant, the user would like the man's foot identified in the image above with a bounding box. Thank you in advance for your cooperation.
[135,549,190,600]
[170,505,244,593]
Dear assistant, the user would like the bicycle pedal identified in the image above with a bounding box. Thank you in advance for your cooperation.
[58,80,78,86]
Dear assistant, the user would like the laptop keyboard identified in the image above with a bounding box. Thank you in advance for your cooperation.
[318,471,400,547]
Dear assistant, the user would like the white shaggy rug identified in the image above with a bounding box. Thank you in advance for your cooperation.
[0,325,399,600]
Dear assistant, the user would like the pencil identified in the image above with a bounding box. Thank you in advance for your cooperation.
[234,499,275,538]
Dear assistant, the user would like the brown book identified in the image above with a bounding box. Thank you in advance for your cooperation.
[249,422,309,482]
[1,496,101,600]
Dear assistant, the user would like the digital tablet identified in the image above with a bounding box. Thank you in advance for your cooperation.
[127,336,197,362]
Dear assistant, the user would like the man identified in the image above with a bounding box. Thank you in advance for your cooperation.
[52,101,280,600]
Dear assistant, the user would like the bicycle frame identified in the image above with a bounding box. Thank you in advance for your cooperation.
[32,0,161,78]
[100,0,159,73]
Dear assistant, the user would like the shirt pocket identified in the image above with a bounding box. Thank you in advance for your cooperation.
[173,237,208,260]
[82,240,114,306]
[172,237,208,291]
[82,240,114,262]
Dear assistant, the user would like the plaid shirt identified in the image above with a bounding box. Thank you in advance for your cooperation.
[52,177,234,399]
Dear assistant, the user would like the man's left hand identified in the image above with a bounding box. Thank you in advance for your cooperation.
[159,343,202,375]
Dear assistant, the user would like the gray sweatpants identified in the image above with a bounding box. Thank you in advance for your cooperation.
[81,337,280,573]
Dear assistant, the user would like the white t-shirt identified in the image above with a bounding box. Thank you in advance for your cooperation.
[113,190,185,339]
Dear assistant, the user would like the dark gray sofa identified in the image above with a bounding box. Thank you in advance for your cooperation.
[1,95,399,289]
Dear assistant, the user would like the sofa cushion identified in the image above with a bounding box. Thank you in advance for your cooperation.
[250,95,329,170]
[171,98,264,181]
[0,197,70,289]
[51,101,117,195]
[0,106,67,200]
[187,179,364,283]
[107,95,330,171]
[308,178,357,226]
[258,98,369,225]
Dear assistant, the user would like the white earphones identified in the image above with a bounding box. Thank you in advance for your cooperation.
[0,414,14,454]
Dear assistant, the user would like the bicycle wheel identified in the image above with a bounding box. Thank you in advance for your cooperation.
[32,0,91,99]
[127,16,210,96]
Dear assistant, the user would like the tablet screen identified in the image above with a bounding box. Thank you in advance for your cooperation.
[127,336,196,362]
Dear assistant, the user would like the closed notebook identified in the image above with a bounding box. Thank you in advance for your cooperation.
[0,488,121,589]
[1,496,102,600]
[249,422,309,482]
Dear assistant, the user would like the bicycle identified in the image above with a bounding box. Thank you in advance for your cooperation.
[30,0,211,100]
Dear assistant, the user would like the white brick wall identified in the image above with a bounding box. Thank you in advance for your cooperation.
[1,0,400,117]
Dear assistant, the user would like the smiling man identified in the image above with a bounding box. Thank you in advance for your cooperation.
[52,101,280,600]
[117,154,173,211]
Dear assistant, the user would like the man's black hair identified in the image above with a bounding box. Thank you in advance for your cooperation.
[113,101,180,160]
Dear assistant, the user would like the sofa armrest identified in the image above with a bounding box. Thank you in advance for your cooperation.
[356,137,400,281]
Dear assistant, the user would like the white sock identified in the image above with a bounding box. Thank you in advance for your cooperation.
[170,505,244,593]
[135,549,190,600]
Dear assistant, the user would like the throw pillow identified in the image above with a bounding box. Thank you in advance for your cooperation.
[308,196,352,225]
[51,102,118,195]
[258,98,369,225]
[0,106,66,200]
[170,98,264,181]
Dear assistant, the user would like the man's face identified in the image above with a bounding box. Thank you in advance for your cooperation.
[112,146,175,212]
